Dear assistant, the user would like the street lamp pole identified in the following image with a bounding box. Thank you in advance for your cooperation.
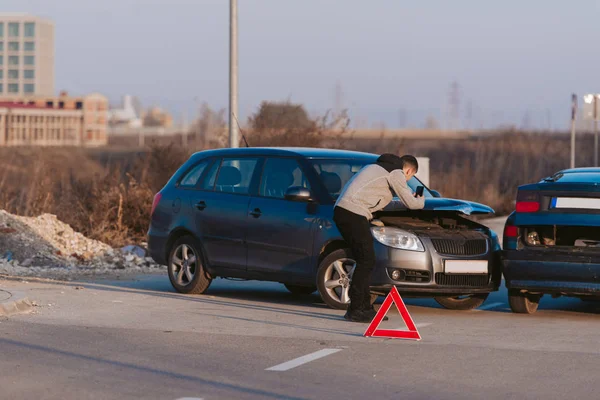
[595,95,599,167]
[229,0,239,148]
[570,94,577,169]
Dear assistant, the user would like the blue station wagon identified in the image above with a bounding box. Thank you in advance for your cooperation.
[148,148,502,310]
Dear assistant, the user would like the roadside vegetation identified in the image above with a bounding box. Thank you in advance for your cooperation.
[0,102,593,247]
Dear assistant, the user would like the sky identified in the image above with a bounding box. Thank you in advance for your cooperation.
[5,0,600,130]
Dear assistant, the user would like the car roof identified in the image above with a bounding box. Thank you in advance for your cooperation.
[557,167,600,174]
[191,147,379,160]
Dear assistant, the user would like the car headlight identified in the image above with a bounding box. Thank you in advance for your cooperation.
[371,227,424,251]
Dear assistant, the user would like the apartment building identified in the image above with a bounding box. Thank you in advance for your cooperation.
[0,13,54,97]
[0,92,108,146]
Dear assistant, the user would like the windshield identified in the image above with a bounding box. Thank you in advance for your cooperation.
[310,159,433,200]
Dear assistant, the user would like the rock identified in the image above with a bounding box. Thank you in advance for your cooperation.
[2,251,12,262]
[121,245,147,258]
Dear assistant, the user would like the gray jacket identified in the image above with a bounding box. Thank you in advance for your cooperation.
[334,164,425,220]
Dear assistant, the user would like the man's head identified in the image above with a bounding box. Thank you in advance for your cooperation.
[399,155,418,181]
[376,154,419,180]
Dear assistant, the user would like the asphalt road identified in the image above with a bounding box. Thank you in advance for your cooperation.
[1,273,599,400]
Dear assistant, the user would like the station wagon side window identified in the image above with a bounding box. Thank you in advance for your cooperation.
[259,158,310,199]
[210,157,259,195]
[199,159,221,191]
[178,159,211,188]
[311,159,368,201]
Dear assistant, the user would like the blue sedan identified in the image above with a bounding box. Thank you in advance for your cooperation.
[503,168,600,313]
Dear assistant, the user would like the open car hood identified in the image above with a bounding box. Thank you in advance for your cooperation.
[388,198,494,216]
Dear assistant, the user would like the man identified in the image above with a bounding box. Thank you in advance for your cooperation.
[334,154,425,322]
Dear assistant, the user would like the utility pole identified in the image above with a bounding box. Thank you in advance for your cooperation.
[447,81,460,131]
[570,94,577,169]
[229,0,239,148]
[595,95,598,167]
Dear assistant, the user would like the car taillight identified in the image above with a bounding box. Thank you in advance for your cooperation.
[516,191,540,213]
[504,225,518,238]
[516,201,540,213]
[151,192,162,216]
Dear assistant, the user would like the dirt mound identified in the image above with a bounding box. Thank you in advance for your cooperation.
[0,210,165,278]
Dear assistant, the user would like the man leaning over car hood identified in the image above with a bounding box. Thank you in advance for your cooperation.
[333,154,425,322]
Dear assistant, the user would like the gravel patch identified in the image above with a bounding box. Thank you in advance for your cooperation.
[0,210,166,279]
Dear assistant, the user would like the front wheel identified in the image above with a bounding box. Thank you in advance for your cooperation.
[168,236,212,295]
[508,290,542,314]
[434,293,489,310]
[316,249,378,310]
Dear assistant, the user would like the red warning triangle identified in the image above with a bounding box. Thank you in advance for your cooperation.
[364,286,421,340]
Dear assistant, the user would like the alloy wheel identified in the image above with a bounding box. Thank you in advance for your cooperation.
[323,258,356,304]
[170,244,198,286]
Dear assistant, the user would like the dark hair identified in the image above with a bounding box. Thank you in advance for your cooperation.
[376,153,419,172]
[400,155,418,171]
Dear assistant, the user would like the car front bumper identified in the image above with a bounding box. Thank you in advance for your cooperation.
[368,237,502,297]
[503,249,600,296]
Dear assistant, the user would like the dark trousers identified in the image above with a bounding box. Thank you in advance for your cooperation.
[333,206,376,312]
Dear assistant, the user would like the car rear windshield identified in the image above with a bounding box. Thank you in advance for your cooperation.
[310,159,431,200]
[547,172,600,183]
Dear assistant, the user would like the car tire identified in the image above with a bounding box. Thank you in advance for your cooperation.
[508,290,541,314]
[316,249,378,310]
[167,236,212,295]
[284,284,317,295]
[434,293,489,310]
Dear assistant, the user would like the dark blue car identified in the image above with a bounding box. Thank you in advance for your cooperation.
[503,168,600,313]
[148,147,502,310]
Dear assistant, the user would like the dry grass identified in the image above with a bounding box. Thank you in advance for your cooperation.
[0,145,191,247]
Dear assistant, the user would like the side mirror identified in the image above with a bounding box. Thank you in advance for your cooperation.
[284,186,313,202]
[430,190,442,198]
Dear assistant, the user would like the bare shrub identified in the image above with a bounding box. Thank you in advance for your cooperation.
[245,101,352,148]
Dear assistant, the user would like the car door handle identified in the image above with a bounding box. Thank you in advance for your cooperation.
[195,201,207,211]
[249,208,262,218]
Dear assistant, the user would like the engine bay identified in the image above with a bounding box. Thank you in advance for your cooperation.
[374,210,490,240]
[521,225,600,249]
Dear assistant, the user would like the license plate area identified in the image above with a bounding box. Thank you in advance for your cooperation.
[444,260,488,274]
[551,197,600,210]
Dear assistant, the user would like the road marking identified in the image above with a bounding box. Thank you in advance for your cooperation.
[266,348,342,372]
[415,322,433,328]
[476,302,504,311]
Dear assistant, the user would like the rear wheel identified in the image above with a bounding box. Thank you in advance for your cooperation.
[316,249,378,310]
[434,293,489,310]
[508,290,542,314]
[168,236,212,294]
[284,284,317,295]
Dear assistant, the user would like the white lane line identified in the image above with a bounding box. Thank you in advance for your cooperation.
[266,348,342,372]
[476,302,504,311]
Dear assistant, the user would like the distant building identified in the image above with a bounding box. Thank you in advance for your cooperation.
[108,95,142,128]
[142,106,173,128]
[0,13,55,97]
[0,92,108,146]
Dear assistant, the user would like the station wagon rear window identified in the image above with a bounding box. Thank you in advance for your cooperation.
[546,172,600,183]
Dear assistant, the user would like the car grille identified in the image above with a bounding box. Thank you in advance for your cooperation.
[431,239,487,256]
[435,273,490,287]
